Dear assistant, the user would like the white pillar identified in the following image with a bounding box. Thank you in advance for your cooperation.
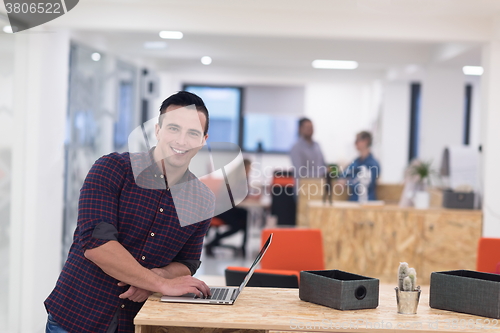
[481,38,500,237]
[379,82,410,183]
[419,66,465,165]
[9,29,69,333]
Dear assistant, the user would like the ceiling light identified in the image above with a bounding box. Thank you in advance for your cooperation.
[91,52,101,61]
[312,60,358,70]
[463,66,483,76]
[3,25,13,33]
[159,31,183,39]
[144,41,167,49]
[201,56,212,65]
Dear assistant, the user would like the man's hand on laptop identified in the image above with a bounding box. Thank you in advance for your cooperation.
[117,267,167,302]
[116,268,210,301]
[161,275,211,298]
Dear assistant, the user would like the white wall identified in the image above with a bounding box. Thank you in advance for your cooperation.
[419,66,465,166]
[379,82,411,183]
[9,29,70,333]
[466,75,482,150]
[0,33,14,333]
[244,85,304,116]
[480,39,500,237]
[304,81,382,167]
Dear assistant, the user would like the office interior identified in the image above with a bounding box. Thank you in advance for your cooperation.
[1,0,500,332]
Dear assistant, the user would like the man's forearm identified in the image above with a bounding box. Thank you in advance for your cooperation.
[154,262,192,279]
[84,240,167,294]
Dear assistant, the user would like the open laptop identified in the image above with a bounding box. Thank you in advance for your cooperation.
[160,233,273,305]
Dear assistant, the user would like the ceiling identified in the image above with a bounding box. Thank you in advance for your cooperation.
[73,30,482,75]
[0,0,489,77]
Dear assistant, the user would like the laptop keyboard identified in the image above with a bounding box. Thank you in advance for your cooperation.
[206,288,229,300]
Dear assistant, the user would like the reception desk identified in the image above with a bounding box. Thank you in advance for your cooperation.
[307,200,482,285]
[296,179,407,227]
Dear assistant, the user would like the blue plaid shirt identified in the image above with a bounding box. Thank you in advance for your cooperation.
[44,150,214,333]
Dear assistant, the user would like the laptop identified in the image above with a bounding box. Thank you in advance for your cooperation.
[160,233,273,305]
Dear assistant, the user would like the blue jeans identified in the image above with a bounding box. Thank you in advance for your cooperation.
[45,313,68,333]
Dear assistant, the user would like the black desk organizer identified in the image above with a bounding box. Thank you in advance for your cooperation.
[299,270,379,310]
[430,270,500,319]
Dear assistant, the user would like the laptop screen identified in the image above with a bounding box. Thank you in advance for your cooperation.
[238,233,273,293]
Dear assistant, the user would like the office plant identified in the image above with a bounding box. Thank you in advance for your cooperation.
[395,262,421,314]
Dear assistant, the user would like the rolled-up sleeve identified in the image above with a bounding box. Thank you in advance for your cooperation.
[76,154,126,251]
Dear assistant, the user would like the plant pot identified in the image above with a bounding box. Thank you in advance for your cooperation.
[395,287,421,314]
[414,191,430,209]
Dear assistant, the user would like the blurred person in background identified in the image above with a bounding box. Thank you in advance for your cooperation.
[290,117,326,178]
[342,131,380,201]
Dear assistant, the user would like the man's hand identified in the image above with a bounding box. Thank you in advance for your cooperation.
[117,282,153,302]
[159,275,211,297]
[117,268,164,302]
[117,267,210,302]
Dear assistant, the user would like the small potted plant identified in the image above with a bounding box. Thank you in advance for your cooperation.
[410,160,433,209]
[395,262,421,314]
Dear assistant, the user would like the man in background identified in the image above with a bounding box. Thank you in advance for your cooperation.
[290,118,326,178]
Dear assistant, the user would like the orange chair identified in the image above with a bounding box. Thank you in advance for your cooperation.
[260,228,324,273]
[225,228,324,288]
[476,237,500,274]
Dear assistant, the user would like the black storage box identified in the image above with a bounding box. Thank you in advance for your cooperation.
[430,270,500,318]
[442,189,474,209]
[299,270,379,310]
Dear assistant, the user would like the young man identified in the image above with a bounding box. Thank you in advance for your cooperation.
[45,91,215,333]
[344,131,380,201]
[290,118,326,178]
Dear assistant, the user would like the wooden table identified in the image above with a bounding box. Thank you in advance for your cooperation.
[134,284,499,333]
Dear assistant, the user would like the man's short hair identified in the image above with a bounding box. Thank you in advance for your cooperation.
[159,91,209,135]
[243,158,252,168]
[357,131,373,147]
[298,117,312,129]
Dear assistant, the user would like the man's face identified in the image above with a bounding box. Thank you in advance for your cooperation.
[355,136,369,151]
[155,104,208,170]
[300,121,314,139]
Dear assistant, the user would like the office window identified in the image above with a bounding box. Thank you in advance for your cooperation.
[243,85,304,153]
[243,114,298,152]
[183,85,242,146]
[408,83,421,162]
[463,84,473,145]
[114,81,134,150]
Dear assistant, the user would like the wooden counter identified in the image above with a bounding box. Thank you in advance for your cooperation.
[135,285,497,333]
[296,179,405,227]
[307,200,482,285]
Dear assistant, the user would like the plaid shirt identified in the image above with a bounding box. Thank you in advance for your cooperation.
[44,150,214,333]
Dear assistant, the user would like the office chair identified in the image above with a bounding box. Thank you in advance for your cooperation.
[476,237,500,274]
[270,171,296,226]
[225,228,324,288]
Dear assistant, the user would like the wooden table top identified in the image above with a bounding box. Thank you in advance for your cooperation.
[134,284,499,332]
